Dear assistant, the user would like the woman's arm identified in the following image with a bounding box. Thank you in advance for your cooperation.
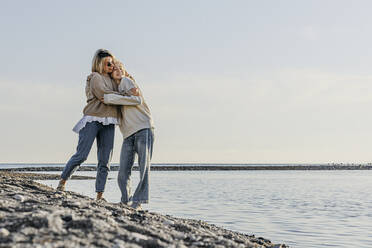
[103,94,142,106]
[102,76,142,105]
[118,77,140,96]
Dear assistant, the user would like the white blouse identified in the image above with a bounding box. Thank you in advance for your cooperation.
[72,115,119,133]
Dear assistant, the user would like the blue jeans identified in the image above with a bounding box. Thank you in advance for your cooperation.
[61,121,115,192]
[118,128,154,204]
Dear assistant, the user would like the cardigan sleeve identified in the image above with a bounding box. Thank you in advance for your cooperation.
[103,94,142,106]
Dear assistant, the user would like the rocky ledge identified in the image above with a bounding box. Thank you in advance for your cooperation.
[0,172,287,248]
[0,171,94,180]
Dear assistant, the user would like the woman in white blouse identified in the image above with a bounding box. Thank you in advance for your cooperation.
[57,49,140,201]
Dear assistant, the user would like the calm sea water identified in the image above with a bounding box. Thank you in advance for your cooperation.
[0,164,360,248]
[30,169,372,247]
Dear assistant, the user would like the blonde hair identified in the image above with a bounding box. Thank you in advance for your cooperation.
[91,49,115,74]
[113,59,136,82]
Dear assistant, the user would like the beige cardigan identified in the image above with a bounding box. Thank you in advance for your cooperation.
[104,77,154,139]
[83,72,120,118]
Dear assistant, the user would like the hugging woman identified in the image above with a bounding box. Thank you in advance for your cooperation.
[56,49,139,201]
[103,60,154,210]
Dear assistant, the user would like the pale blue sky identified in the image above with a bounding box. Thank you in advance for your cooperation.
[1,1,372,163]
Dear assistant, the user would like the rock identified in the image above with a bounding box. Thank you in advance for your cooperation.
[113,239,142,248]
[47,211,65,233]
[91,218,112,230]
[171,230,186,239]
[0,228,10,238]
[113,239,127,248]
[13,194,25,202]
[163,219,175,225]
[66,218,93,229]
[66,201,81,208]
[11,233,29,242]
[193,241,205,246]
[20,227,37,236]
[131,232,149,242]
[175,242,188,248]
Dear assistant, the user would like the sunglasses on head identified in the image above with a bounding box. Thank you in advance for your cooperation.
[98,51,111,58]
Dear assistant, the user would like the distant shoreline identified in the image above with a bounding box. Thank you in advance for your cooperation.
[1,164,372,171]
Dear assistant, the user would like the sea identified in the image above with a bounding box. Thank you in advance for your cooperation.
[2,163,372,247]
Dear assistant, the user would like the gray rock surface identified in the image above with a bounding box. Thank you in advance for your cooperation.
[0,172,288,248]
[0,171,94,180]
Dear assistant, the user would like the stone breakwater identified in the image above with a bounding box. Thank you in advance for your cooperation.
[0,172,287,248]
[2,164,372,172]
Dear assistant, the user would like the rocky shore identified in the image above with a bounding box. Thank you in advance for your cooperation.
[0,172,287,248]
[0,171,94,180]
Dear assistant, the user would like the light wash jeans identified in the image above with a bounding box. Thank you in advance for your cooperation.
[61,121,115,192]
[118,128,154,204]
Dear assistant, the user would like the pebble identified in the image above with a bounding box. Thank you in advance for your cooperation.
[171,231,186,239]
[163,219,175,225]
[12,233,28,242]
[69,201,81,207]
[131,232,149,242]
[20,227,37,236]
[13,194,25,202]
[113,239,126,248]
[175,242,188,248]
[113,239,142,248]
[47,212,64,233]
[106,216,117,226]
[193,241,205,246]
[0,228,9,238]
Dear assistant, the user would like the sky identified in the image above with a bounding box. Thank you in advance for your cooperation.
[1,0,372,164]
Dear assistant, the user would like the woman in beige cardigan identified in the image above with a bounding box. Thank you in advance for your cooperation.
[103,60,154,210]
[57,49,141,201]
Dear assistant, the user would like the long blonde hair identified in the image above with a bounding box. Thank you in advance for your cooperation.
[113,59,136,82]
[91,49,115,73]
